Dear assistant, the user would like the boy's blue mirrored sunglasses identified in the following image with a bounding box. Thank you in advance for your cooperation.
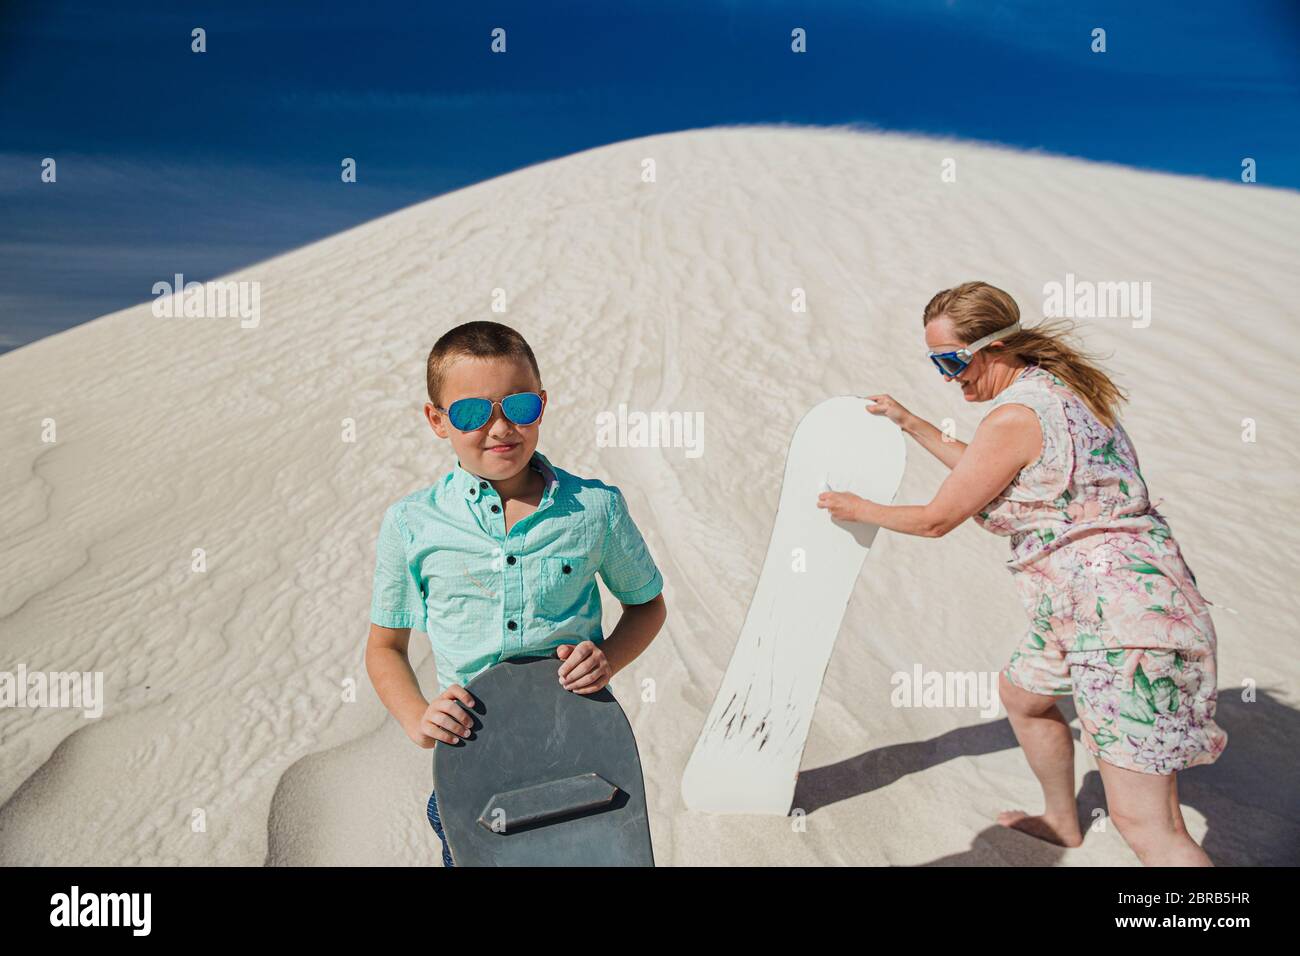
[927,321,1021,377]
[435,392,543,432]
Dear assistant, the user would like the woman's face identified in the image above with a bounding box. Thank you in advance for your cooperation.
[924,315,998,402]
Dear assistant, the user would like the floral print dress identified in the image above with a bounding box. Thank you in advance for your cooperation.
[974,364,1227,774]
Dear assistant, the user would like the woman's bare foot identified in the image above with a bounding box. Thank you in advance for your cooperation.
[996,809,1084,847]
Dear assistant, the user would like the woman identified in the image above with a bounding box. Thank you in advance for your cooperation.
[817,281,1226,866]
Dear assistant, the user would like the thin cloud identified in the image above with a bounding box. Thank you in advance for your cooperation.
[278,89,602,113]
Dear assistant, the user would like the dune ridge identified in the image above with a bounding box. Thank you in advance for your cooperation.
[2,126,1297,865]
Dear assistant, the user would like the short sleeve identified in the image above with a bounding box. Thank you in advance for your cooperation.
[369,504,427,632]
[598,488,664,605]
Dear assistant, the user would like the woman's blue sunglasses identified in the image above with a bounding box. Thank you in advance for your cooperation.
[435,391,544,432]
[927,321,1021,377]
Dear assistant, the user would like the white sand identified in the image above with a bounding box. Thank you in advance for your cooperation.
[1,127,1297,866]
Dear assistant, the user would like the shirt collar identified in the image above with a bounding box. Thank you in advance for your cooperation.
[453,449,560,503]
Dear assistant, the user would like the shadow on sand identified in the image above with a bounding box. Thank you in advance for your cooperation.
[791,687,1297,866]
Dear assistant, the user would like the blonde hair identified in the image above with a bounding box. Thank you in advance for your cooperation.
[922,281,1128,429]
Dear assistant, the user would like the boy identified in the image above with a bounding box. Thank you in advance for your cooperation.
[364,320,668,867]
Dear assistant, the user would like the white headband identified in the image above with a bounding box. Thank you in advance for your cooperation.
[962,321,1021,354]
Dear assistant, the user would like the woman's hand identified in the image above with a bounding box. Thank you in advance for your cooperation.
[557,640,612,694]
[817,491,869,523]
[865,394,918,431]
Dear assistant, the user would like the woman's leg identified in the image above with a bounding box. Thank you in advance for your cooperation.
[1168,773,1192,837]
[996,671,1083,846]
[1098,761,1211,866]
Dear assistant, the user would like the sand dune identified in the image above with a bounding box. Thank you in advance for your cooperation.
[2,126,1297,865]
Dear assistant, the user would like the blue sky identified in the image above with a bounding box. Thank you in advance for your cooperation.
[2,0,1297,353]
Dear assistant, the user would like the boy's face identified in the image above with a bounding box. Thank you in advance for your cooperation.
[425,355,547,480]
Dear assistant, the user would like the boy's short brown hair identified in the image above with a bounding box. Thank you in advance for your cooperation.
[426,321,542,406]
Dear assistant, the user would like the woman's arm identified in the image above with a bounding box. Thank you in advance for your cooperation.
[820,403,1042,537]
[866,394,964,470]
[901,415,967,470]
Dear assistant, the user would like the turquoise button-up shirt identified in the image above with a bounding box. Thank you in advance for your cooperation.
[369,449,664,692]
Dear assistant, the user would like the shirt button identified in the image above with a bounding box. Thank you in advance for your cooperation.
[480,481,489,489]
[562,564,571,574]
[491,504,501,514]
[507,620,517,631]
[506,555,516,565]
[469,488,476,496]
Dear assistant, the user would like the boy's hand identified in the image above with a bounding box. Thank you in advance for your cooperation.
[556,641,611,694]
[412,685,476,747]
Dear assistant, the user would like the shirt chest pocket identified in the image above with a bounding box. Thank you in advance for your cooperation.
[534,555,587,615]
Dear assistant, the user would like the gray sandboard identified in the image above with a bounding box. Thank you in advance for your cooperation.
[431,655,654,866]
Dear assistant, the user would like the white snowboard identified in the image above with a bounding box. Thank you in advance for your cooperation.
[681,396,907,815]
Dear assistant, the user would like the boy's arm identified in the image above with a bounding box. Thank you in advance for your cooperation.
[367,504,474,745]
[364,623,434,746]
[558,592,666,694]
[596,488,667,669]
[560,490,668,693]
[366,624,478,749]
[599,593,667,676]
[366,623,475,746]
[595,488,664,600]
